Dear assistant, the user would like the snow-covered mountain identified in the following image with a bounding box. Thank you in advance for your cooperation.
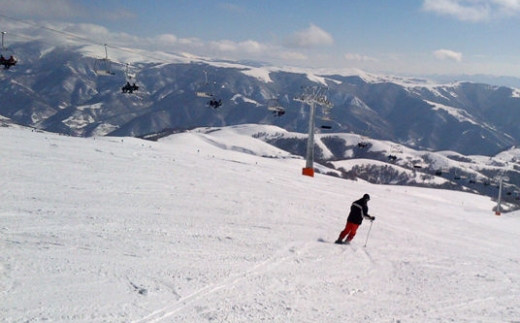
[2,123,520,322]
[2,40,520,157]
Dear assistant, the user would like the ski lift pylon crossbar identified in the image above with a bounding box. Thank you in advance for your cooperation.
[293,86,333,108]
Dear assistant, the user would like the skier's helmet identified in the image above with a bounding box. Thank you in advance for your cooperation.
[363,193,370,201]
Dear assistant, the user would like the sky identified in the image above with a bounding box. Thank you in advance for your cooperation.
[2,0,520,77]
[2,122,520,322]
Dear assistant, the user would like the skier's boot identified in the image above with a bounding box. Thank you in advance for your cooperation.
[334,239,343,244]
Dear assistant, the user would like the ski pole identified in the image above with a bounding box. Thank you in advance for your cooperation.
[364,220,374,247]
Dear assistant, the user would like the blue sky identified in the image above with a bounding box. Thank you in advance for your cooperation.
[3,0,520,77]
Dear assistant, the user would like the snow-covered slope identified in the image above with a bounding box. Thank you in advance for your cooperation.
[1,125,519,322]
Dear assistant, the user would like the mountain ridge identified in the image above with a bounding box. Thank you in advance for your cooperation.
[2,42,520,154]
[1,42,519,154]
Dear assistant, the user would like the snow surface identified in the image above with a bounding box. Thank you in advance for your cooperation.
[2,124,520,323]
[425,100,478,125]
[240,68,273,83]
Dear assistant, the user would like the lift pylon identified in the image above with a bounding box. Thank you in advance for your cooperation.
[294,86,333,177]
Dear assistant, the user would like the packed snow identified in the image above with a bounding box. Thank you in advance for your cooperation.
[1,124,519,323]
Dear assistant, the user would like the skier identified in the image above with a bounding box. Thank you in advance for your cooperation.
[335,194,375,244]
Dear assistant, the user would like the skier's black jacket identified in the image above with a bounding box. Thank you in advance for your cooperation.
[346,197,370,225]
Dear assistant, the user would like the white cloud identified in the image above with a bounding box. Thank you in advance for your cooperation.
[210,40,239,52]
[344,53,378,62]
[238,40,263,54]
[493,0,520,15]
[423,0,520,21]
[207,39,264,54]
[176,37,204,48]
[65,23,111,38]
[284,24,334,48]
[278,51,307,61]
[423,0,489,21]
[156,34,178,45]
[219,3,246,14]
[433,49,463,61]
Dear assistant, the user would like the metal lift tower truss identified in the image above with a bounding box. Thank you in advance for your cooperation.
[294,86,333,177]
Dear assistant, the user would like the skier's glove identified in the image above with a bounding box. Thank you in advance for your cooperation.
[370,216,376,221]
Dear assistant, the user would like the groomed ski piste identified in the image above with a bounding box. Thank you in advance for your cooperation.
[2,124,519,323]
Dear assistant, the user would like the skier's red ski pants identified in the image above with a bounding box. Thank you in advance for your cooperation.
[339,222,360,242]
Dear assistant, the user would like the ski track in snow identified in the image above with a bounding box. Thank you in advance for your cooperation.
[132,241,315,323]
[2,125,520,323]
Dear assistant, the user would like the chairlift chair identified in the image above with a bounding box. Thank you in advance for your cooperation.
[94,58,115,76]
[267,98,285,117]
[358,142,368,148]
[124,63,136,81]
[358,139,369,147]
[358,125,371,148]
[196,91,214,98]
[0,31,17,70]
[207,98,223,109]
[453,170,462,181]
[194,70,223,108]
[388,154,397,161]
[121,63,139,94]
[434,166,449,176]
[121,81,139,94]
[0,53,17,69]
[320,109,333,129]
[390,144,403,154]
[196,70,215,98]
[94,44,115,76]
[321,115,332,122]
[273,108,285,117]
[387,144,402,162]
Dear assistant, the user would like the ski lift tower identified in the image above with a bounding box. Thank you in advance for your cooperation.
[494,173,509,216]
[1,31,6,51]
[294,86,333,177]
